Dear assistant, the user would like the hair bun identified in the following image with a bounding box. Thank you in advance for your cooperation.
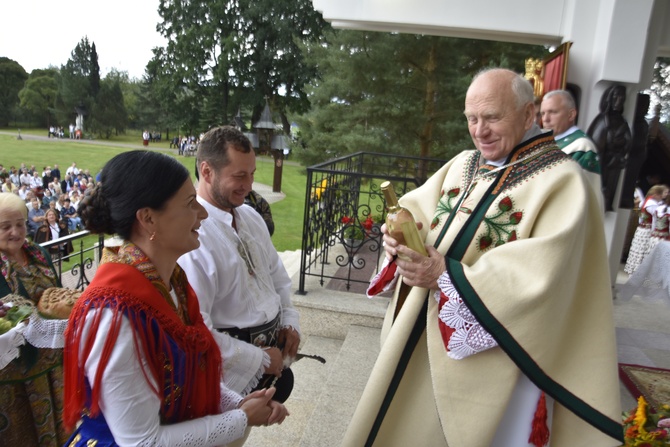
[78,186,114,235]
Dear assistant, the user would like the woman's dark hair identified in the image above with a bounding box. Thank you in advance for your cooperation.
[78,151,189,239]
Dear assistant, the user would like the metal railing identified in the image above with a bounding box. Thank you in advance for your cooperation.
[39,231,105,291]
[298,152,447,294]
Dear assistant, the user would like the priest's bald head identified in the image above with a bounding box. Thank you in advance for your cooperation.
[464,68,536,163]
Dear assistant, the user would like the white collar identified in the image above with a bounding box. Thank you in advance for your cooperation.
[554,125,580,140]
[197,195,234,226]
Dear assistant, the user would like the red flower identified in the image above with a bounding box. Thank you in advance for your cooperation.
[447,188,460,198]
[363,216,374,231]
[508,231,517,242]
[509,212,523,224]
[341,216,352,224]
[479,236,492,250]
[498,196,513,211]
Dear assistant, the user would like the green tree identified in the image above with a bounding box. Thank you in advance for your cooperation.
[142,47,200,137]
[233,0,329,132]
[0,57,28,126]
[156,0,328,134]
[90,78,128,139]
[293,31,547,166]
[18,68,59,127]
[103,68,143,130]
[56,37,101,128]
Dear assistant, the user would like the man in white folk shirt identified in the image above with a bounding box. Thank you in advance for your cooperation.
[178,126,300,444]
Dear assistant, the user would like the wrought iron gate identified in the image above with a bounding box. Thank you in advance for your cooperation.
[298,152,446,294]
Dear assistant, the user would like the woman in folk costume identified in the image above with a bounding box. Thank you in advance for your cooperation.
[343,69,622,447]
[63,151,287,446]
[647,195,670,254]
[0,192,68,446]
[624,184,669,274]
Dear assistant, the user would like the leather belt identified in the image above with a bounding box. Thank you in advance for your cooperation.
[215,313,281,348]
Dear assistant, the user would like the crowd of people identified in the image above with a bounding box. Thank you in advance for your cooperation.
[0,162,98,242]
[171,133,205,156]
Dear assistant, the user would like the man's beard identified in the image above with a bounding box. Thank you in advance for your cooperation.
[210,182,237,212]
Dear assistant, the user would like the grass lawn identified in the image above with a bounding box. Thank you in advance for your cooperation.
[0,132,307,252]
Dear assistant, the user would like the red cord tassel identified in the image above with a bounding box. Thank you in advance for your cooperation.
[528,391,550,447]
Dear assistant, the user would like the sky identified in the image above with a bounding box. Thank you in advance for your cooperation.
[1,0,166,79]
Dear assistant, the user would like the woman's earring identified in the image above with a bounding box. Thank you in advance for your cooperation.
[150,232,156,241]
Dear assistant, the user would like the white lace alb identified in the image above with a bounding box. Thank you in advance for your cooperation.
[435,272,498,359]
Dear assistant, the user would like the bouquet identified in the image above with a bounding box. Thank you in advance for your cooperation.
[622,395,670,446]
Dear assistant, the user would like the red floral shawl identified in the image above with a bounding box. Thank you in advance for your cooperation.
[63,243,222,430]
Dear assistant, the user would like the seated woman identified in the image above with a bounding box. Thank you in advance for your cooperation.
[41,188,57,209]
[0,192,69,446]
[33,209,73,260]
[64,151,288,446]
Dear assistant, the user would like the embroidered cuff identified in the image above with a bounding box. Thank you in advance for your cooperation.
[0,321,26,370]
[367,257,399,298]
[436,271,498,360]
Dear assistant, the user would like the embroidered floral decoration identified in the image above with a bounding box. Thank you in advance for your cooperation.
[477,195,523,252]
[431,187,461,230]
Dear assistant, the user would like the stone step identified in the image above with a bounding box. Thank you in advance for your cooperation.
[279,249,302,280]
[299,325,381,447]
[244,325,381,447]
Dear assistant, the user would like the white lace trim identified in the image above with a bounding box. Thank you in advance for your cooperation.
[436,272,498,360]
[240,350,271,396]
[0,321,27,370]
[220,384,244,412]
[23,310,68,348]
[136,409,247,447]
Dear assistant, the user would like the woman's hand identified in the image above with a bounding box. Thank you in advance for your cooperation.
[239,387,290,426]
[240,388,275,426]
[267,399,290,425]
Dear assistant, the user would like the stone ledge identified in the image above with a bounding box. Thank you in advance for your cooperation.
[292,287,389,339]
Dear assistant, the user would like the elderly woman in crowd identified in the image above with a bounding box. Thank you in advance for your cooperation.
[33,208,73,260]
[2,177,17,194]
[0,192,68,446]
[64,150,288,446]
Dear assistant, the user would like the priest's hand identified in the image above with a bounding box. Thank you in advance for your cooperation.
[395,245,445,290]
[381,221,425,261]
[380,223,397,261]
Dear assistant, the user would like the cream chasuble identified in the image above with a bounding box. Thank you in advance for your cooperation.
[342,133,622,447]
